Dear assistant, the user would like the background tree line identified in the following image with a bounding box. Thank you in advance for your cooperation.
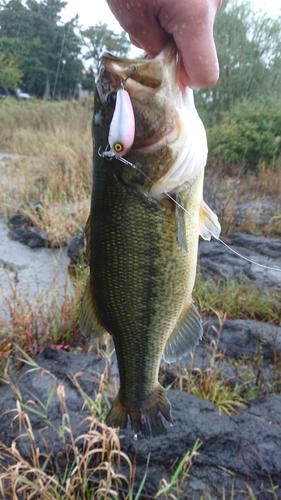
[1,0,280,104]
[0,0,280,168]
[0,0,130,98]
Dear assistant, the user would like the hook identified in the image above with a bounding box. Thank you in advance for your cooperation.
[121,66,142,89]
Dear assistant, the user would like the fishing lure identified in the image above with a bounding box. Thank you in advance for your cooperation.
[108,87,135,157]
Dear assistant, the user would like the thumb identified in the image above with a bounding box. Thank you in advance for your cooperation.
[158,0,220,88]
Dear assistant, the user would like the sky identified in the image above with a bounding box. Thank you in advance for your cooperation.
[61,0,281,32]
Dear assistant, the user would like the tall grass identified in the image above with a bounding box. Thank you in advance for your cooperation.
[0,98,93,242]
[0,100,92,205]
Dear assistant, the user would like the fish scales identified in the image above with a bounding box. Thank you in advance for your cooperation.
[80,43,221,438]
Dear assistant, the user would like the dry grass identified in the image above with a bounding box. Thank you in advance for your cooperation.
[0,265,89,378]
[0,371,132,500]
[0,98,93,243]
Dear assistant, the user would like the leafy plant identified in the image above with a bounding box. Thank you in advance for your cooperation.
[207,98,281,169]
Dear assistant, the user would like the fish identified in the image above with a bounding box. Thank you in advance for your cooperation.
[80,43,221,439]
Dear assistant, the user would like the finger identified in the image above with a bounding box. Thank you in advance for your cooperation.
[157,0,220,88]
[174,28,219,88]
[107,1,169,56]
[129,27,170,57]
[174,25,219,88]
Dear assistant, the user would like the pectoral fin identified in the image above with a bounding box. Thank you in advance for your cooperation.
[199,200,221,241]
[174,193,188,252]
[80,280,107,339]
[84,216,91,262]
[163,300,203,363]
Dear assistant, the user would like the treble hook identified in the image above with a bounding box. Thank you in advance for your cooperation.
[121,66,142,89]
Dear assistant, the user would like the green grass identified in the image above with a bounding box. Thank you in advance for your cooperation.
[194,269,281,325]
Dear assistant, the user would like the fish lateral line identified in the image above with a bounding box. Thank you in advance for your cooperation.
[98,147,281,274]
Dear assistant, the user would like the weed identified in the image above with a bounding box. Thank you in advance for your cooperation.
[0,264,89,377]
[194,269,281,325]
[155,440,201,499]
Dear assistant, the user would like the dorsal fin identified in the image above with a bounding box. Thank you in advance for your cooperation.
[80,280,107,339]
[163,300,202,363]
[199,200,221,240]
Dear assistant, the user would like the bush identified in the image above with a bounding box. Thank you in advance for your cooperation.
[207,98,281,170]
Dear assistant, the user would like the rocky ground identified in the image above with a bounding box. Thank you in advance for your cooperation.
[0,209,281,498]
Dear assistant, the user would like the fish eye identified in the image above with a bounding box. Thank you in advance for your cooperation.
[106,92,117,108]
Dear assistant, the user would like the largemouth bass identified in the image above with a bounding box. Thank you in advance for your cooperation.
[80,44,221,438]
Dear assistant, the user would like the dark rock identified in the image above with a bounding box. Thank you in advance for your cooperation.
[199,237,281,288]
[199,239,251,279]
[0,349,106,457]
[172,318,281,375]
[203,318,281,362]
[8,213,30,229]
[235,199,280,226]
[1,350,281,499]
[67,234,85,265]
[121,391,281,499]
[227,232,281,259]
[8,227,50,248]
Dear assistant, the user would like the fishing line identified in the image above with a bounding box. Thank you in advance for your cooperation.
[98,147,281,274]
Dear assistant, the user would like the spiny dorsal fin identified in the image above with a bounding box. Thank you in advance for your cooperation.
[80,280,107,339]
[175,193,188,252]
[199,200,221,241]
[163,300,202,363]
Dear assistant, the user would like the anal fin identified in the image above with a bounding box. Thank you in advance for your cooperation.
[80,280,107,339]
[199,200,221,241]
[163,299,202,363]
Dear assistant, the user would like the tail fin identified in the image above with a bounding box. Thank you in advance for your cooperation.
[105,384,173,439]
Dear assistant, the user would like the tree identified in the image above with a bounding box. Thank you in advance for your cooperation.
[0,36,22,91]
[82,23,131,71]
[0,0,82,98]
[0,53,22,91]
[195,0,281,125]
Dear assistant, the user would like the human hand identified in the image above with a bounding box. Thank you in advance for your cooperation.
[106,0,221,88]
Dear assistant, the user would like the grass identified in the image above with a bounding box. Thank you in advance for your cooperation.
[0,263,89,379]
[0,98,93,245]
[0,377,132,499]
[194,269,281,325]
[174,367,247,416]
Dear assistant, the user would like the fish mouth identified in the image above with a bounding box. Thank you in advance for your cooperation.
[98,45,180,151]
[99,44,176,89]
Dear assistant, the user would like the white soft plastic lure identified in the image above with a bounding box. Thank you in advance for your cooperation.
[108,88,135,156]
